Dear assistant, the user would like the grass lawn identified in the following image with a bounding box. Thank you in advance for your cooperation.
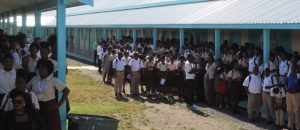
[67,69,146,130]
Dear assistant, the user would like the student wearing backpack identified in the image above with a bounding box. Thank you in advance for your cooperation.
[112,52,125,98]
[262,68,277,124]
[286,63,300,130]
[243,67,262,122]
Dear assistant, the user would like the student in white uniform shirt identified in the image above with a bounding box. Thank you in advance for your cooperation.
[0,54,16,104]
[123,52,132,93]
[23,43,40,79]
[8,36,21,65]
[262,68,277,124]
[26,59,70,130]
[112,52,125,98]
[264,54,278,76]
[243,67,262,122]
[129,53,144,96]
[184,54,197,108]
[248,54,259,74]
[40,42,58,77]
[97,42,104,74]
[204,54,217,105]
[278,53,291,86]
[0,69,40,112]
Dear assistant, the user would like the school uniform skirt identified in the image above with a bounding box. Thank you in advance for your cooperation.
[229,81,241,105]
[39,99,61,130]
[144,69,154,87]
[166,71,177,88]
[176,71,185,96]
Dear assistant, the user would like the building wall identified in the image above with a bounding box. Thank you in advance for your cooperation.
[208,29,214,42]
[241,30,248,45]
[292,30,300,52]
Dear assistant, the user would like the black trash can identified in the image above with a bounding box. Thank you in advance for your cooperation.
[67,114,119,130]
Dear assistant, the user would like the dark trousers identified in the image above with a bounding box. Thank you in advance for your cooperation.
[185,79,196,105]
[93,50,97,66]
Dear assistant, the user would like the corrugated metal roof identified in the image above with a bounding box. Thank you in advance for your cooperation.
[44,0,300,28]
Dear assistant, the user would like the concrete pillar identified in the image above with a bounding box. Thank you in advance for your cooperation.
[179,29,184,53]
[132,28,137,50]
[263,29,270,64]
[34,4,41,38]
[153,28,158,50]
[12,11,17,35]
[56,0,67,129]
[21,9,27,34]
[214,29,221,59]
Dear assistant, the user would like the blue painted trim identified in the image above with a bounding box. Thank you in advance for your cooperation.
[179,28,184,53]
[78,0,94,6]
[263,29,270,64]
[68,0,209,16]
[215,29,221,59]
[47,23,300,30]
[56,0,67,130]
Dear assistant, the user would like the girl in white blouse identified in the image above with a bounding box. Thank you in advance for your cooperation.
[26,59,70,130]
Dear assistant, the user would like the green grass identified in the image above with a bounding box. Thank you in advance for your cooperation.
[67,69,145,130]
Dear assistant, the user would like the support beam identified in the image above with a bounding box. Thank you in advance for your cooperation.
[56,0,67,130]
[21,10,27,34]
[214,29,221,59]
[116,28,121,43]
[34,4,42,38]
[179,28,184,53]
[7,13,10,35]
[152,28,158,51]
[132,28,137,50]
[102,28,107,41]
[263,29,270,64]
[12,11,17,35]
[74,28,78,54]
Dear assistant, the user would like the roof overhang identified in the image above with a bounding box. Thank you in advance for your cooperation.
[0,0,93,15]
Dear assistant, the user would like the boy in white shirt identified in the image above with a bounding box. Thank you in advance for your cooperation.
[243,67,262,122]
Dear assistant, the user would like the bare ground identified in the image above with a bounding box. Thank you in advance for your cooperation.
[67,59,274,130]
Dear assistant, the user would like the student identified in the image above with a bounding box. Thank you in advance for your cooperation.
[129,53,143,97]
[184,54,197,109]
[243,67,262,122]
[122,52,131,94]
[262,68,277,124]
[143,55,155,97]
[279,53,291,87]
[8,36,21,65]
[264,54,277,76]
[215,60,228,109]
[25,43,40,78]
[39,42,58,77]
[204,54,217,106]
[102,47,112,83]
[228,61,242,114]
[0,54,16,104]
[112,52,125,98]
[157,56,168,97]
[286,63,300,130]
[176,56,185,98]
[97,42,104,74]
[26,59,70,130]
[0,90,45,130]
[166,55,177,98]
[1,69,40,112]
[108,50,117,84]
[93,39,100,66]
[270,82,286,129]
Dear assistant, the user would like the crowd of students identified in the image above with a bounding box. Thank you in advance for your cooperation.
[96,36,300,130]
[0,29,70,130]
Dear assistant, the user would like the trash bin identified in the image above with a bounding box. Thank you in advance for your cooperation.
[67,114,119,130]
